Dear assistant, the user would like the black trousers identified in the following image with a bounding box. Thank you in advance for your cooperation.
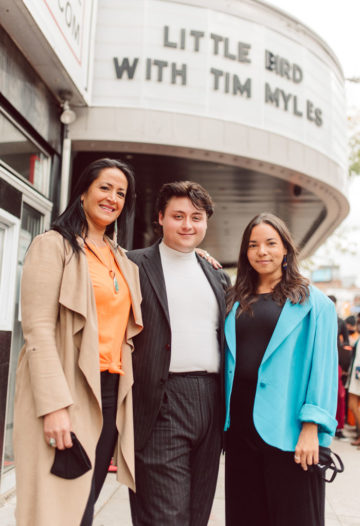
[80,371,119,526]
[129,373,222,526]
[225,380,325,526]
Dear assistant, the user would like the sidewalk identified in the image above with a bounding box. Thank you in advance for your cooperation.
[1,435,360,525]
[93,437,360,526]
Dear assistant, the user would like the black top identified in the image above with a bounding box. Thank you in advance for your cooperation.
[228,293,284,435]
[234,293,284,382]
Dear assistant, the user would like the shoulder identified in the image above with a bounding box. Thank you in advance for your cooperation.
[113,244,141,272]
[308,285,336,314]
[217,268,231,287]
[31,229,63,246]
[198,257,231,289]
[127,244,158,263]
[27,231,84,269]
[27,230,66,257]
[213,266,231,290]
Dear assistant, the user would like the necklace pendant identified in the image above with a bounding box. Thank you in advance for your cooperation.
[114,275,119,293]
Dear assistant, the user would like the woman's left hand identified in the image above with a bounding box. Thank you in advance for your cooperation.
[294,422,319,471]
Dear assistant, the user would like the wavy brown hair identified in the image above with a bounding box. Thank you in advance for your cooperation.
[227,213,309,315]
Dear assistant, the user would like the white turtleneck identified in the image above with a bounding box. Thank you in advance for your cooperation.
[159,241,220,373]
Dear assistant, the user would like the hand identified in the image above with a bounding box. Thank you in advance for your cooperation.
[294,422,319,471]
[196,248,222,269]
[43,408,73,450]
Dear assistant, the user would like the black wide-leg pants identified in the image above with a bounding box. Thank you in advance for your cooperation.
[129,373,222,526]
[225,380,325,526]
[80,371,119,526]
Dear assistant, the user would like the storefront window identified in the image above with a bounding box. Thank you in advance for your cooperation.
[0,111,50,197]
[2,203,43,476]
[0,225,5,276]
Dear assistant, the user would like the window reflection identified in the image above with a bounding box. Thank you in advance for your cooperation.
[0,111,50,196]
[3,203,42,474]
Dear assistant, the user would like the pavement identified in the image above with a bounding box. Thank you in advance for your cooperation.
[1,426,360,525]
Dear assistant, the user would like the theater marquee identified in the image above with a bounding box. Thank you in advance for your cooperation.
[92,0,345,167]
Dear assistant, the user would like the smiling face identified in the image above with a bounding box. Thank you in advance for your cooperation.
[159,196,208,252]
[247,222,287,281]
[81,167,128,236]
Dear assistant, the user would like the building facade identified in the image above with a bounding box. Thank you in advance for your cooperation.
[0,0,349,497]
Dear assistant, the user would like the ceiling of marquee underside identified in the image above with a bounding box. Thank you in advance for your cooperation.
[73,152,325,266]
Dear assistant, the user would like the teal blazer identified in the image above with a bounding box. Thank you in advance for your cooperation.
[224,286,338,450]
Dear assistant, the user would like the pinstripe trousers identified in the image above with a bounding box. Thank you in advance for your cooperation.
[129,373,222,526]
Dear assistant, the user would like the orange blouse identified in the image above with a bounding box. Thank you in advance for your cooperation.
[85,242,131,374]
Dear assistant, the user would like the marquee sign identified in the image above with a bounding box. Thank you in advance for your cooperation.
[92,0,346,167]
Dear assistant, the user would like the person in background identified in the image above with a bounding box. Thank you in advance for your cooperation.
[346,317,360,446]
[345,315,359,346]
[328,295,351,441]
[327,296,350,349]
[356,313,360,334]
[13,158,143,526]
[225,212,338,526]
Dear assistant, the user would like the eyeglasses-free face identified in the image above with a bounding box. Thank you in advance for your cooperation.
[81,168,128,235]
[159,197,208,253]
[247,223,287,280]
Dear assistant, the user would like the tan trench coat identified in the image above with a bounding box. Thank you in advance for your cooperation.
[13,230,143,526]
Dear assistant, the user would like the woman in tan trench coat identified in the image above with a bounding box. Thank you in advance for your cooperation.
[14,158,143,526]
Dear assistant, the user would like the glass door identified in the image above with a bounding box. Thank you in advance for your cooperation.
[2,204,43,489]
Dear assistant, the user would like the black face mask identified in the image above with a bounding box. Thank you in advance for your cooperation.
[309,447,344,483]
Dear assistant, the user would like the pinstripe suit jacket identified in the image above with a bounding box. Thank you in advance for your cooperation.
[127,241,229,451]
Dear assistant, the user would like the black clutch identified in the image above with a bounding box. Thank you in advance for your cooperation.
[50,432,92,479]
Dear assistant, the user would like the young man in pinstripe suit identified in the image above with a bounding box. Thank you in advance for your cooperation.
[127,181,229,526]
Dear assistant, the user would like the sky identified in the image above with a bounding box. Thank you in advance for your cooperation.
[265,1,360,78]
[265,1,360,281]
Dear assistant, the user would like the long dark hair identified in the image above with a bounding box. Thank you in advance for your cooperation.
[52,158,135,253]
[227,213,309,315]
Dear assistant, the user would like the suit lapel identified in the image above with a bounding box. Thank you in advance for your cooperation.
[261,297,311,364]
[142,243,170,325]
[197,255,226,320]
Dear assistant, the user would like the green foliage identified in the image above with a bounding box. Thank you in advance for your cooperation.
[301,224,360,271]
[349,134,360,176]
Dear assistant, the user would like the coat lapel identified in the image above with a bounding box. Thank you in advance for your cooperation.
[58,237,88,334]
[142,243,170,325]
[225,302,239,358]
[261,297,311,364]
[108,240,143,335]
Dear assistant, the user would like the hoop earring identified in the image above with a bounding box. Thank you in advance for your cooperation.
[282,254,287,269]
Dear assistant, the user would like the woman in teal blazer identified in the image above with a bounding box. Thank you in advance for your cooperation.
[224,213,338,526]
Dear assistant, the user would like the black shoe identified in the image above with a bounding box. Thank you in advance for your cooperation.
[335,430,350,441]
